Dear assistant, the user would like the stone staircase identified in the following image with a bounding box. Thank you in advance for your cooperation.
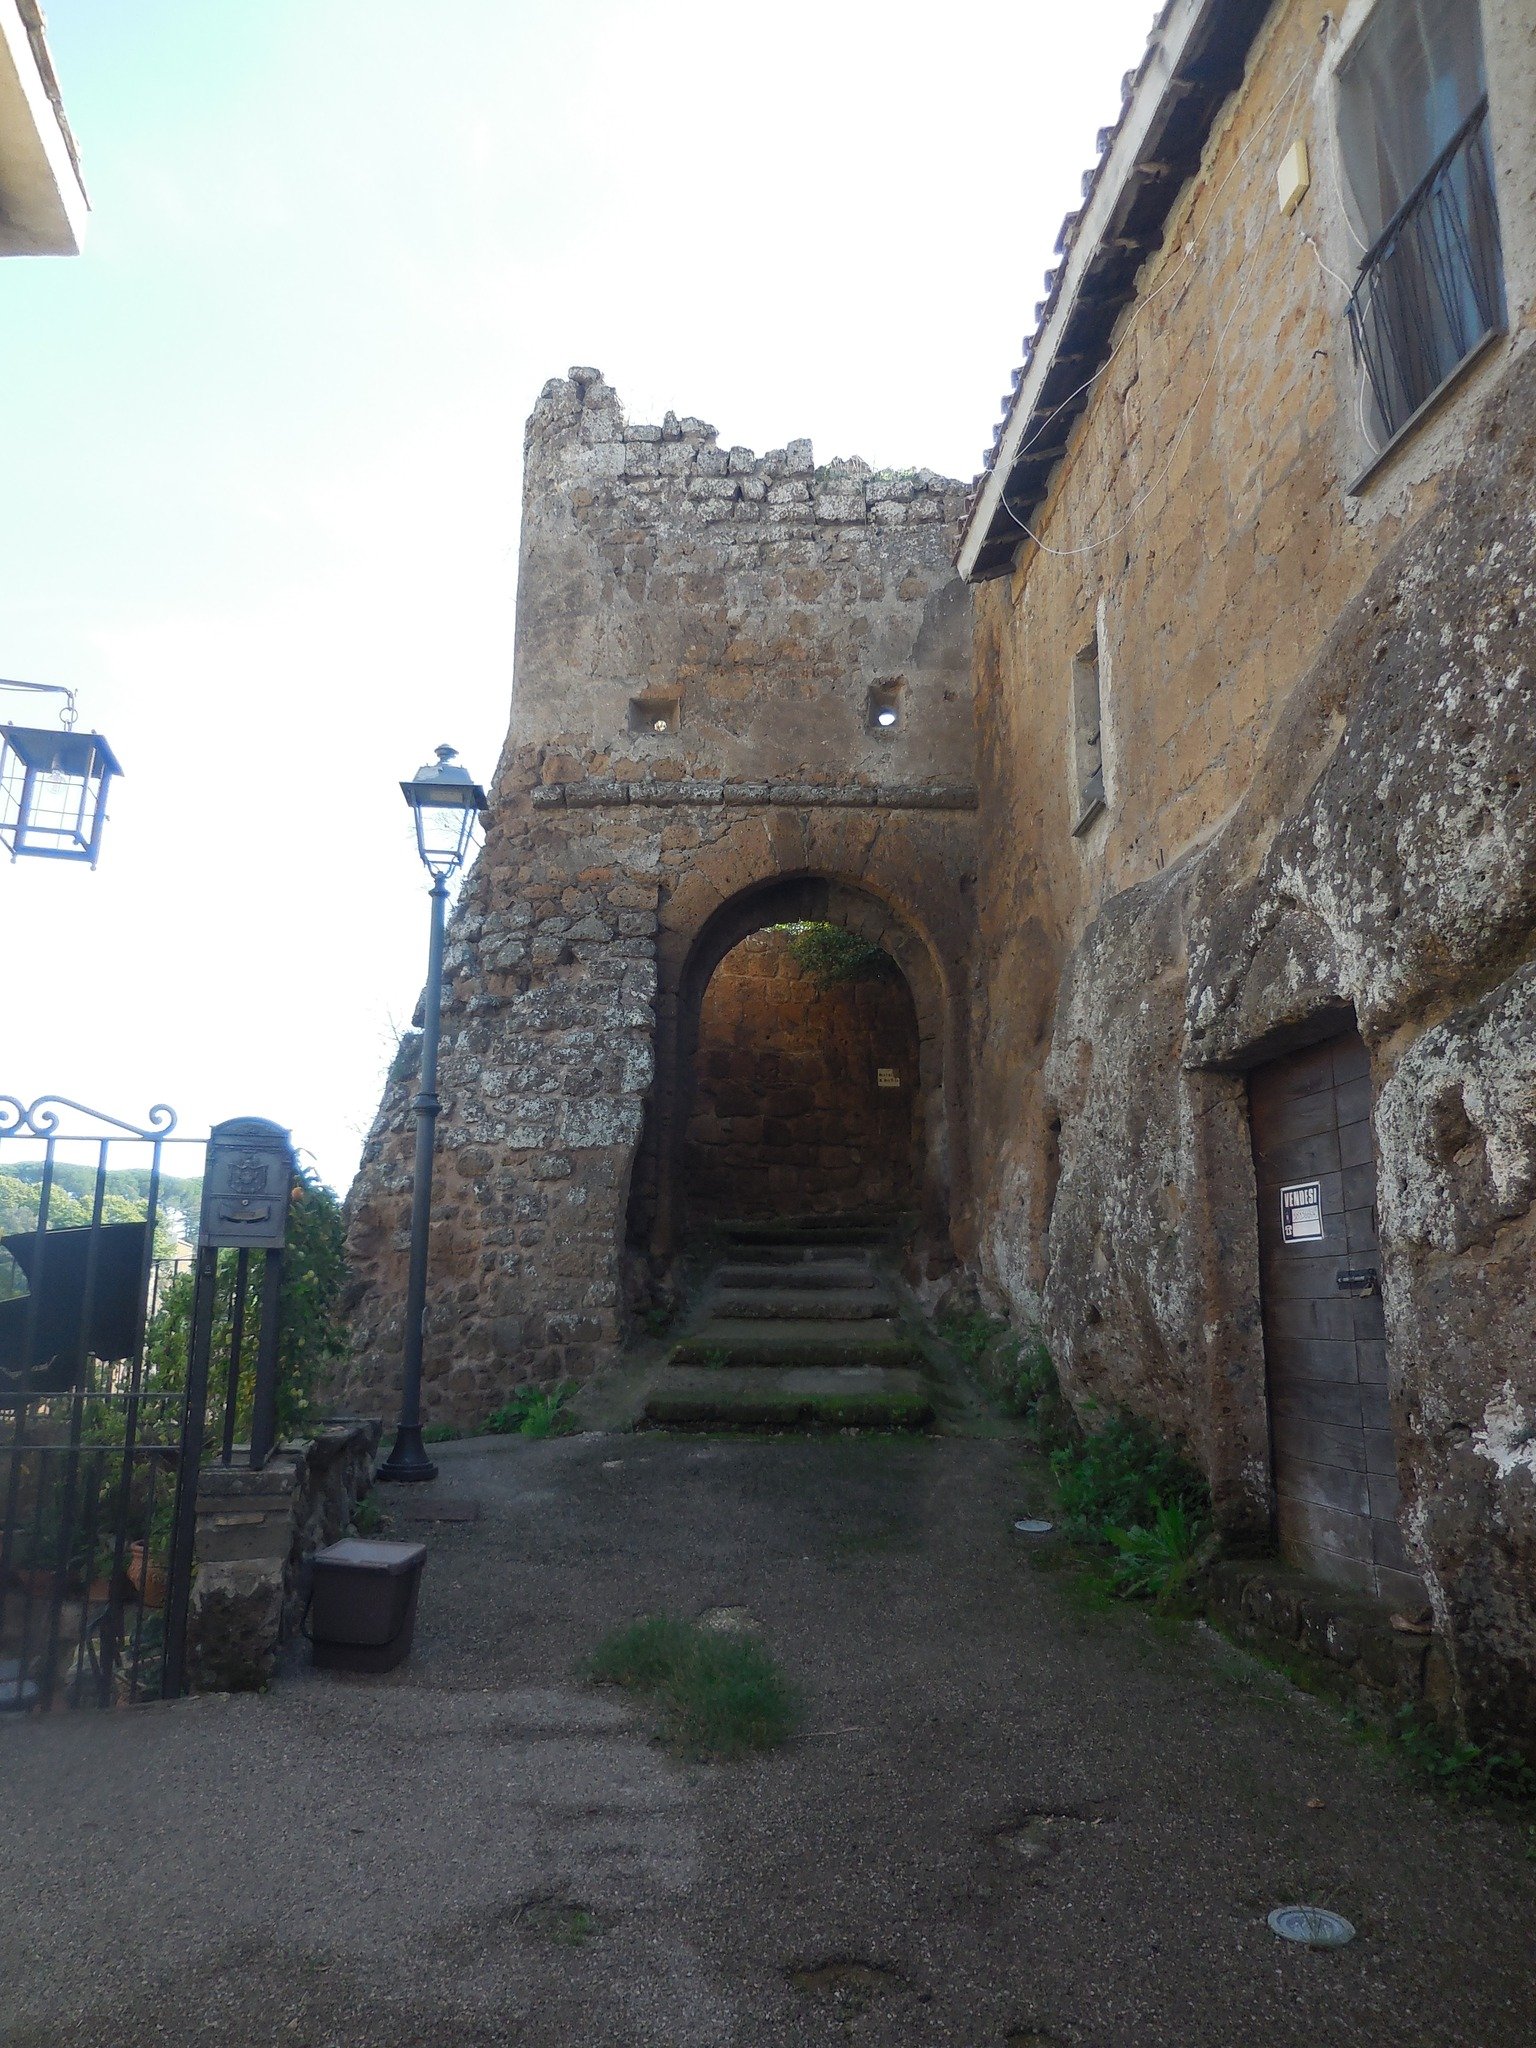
[642,1223,934,1431]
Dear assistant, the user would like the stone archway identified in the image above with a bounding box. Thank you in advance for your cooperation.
[683,925,922,1225]
[628,872,960,1282]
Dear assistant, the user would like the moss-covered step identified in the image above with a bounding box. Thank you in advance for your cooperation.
[670,1318,922,1370]
[724,1223,894,1248]
[642,1364,934,1432]
[712,1261,880,1290]
[708,1287,896,1322]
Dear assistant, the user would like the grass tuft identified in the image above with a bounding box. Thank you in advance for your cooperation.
[486,1381,578,1439]
[584,1613,797,1758]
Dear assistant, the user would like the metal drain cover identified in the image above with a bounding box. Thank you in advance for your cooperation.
[1014,1519,1054,1535]
[1267,1906,1355,1947]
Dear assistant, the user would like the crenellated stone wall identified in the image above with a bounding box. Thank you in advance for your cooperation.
[337,371,976,1426]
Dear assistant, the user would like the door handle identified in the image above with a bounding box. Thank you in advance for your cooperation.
[1335,1266,1378,1295]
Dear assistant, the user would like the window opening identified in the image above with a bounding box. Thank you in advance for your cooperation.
[1071,635,1105,834]
[1337,0,1503,442]
[628,691,680,736]
[865,679,904,733]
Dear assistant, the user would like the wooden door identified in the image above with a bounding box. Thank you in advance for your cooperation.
[1249,1031,1423,1605]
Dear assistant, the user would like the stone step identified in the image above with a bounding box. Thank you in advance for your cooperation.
[713,1260,878,1291]
[725,1222,893,1248]
[642,1364,933,1432]
[670,1318,922,1371]
[708,1287,895,1322]
[719,1244,878,1271]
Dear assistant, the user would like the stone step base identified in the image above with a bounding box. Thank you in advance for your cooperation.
[708,1287,896,1322]
[712,1260,879,1290]
[724,1222,894,1248]
[642,1364,933,1432]
[670,1318,920,1370]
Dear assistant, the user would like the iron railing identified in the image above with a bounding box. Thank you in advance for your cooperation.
[1347,97,1504,445]
[1,1097,293,1708]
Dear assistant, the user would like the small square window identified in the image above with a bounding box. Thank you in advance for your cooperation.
[628,692,680,736]
[866,680,904,733]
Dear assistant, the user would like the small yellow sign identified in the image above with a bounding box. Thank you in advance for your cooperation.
[877,1068,901,1089]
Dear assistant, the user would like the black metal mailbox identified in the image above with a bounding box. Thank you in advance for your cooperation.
[198,1117,294,1251]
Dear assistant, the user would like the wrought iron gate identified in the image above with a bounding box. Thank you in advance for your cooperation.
[0,1096,293,1710]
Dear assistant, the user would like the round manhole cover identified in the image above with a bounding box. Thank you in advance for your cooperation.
[1013,1519,1054,1535]
[1267,1906,1355,1947]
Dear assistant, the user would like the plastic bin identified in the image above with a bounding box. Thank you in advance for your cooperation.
[308,1538,427,1673]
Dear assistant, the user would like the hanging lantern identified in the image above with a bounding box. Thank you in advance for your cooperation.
[0,723,122,868]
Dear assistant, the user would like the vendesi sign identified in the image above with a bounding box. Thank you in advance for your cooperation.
[1280,1180,1324,1243]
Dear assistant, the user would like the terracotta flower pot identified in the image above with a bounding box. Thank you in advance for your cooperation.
[127,1544,166,1610]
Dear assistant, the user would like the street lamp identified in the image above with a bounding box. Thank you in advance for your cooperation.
[378,747,488,1483]
[0,681,121,868]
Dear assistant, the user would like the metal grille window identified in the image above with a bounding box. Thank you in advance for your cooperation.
[1338,0,1503,444]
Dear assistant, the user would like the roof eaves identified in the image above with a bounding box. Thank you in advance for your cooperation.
[16,0,83,194]
[957,0,1274,584]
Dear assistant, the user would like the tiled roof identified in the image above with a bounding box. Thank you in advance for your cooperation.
[958,0,1275,582]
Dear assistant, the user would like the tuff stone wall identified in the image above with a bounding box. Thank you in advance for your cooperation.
[187,1420,380,1692]
[684,928,921,1221]
[967,0,1536,1750]
[339,371,976,1425]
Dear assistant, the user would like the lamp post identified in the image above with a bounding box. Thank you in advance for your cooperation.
[0,680,121,868]
[377,745,488,1484]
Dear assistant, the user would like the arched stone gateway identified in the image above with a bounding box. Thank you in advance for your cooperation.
[338,371,977,1425]
[633,873,964,1279]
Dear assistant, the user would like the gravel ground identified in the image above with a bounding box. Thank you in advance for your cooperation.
[2,1430,1531,2047]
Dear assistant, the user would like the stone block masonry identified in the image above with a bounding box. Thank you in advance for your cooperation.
[337,370,978,1428]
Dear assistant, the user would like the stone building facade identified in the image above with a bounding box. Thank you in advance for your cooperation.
[958,0,1536,1750]
[345,0,1536,1750]
[340,369,976,1422]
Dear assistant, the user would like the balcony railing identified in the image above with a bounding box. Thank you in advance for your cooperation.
[1347,97,1504,446]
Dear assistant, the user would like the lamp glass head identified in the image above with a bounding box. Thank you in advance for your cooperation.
[401,744,488,876]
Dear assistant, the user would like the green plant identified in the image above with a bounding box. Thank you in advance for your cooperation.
[142,1166,348,1443]
[1049,1409,1208,1538]
[350,1492,385,1537]
[421,1422,460,1443]
[1104,1498,1207,1601]
[936,1308,1001,1369]
[486,1381,578,1439]
[584,1613,797,1758]
[776,921,894,988]
[1391,1706,1536,1803]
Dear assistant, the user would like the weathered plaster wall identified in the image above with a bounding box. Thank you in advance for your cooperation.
[685,928,921,1222]
[970,6,1536,1746]
[340,372,975,1425]
[969,0,1536,1318]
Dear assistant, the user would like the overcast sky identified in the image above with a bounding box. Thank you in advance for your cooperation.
[2,0,1153,1191]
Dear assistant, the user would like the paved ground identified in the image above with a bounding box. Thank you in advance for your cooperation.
[3,1431,1532,2048]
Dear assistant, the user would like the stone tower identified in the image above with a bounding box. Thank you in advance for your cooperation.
[339,369,977,1423]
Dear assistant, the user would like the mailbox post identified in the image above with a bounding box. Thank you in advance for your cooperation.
[196,1118,295,1467]
[161,1115,295,1698]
